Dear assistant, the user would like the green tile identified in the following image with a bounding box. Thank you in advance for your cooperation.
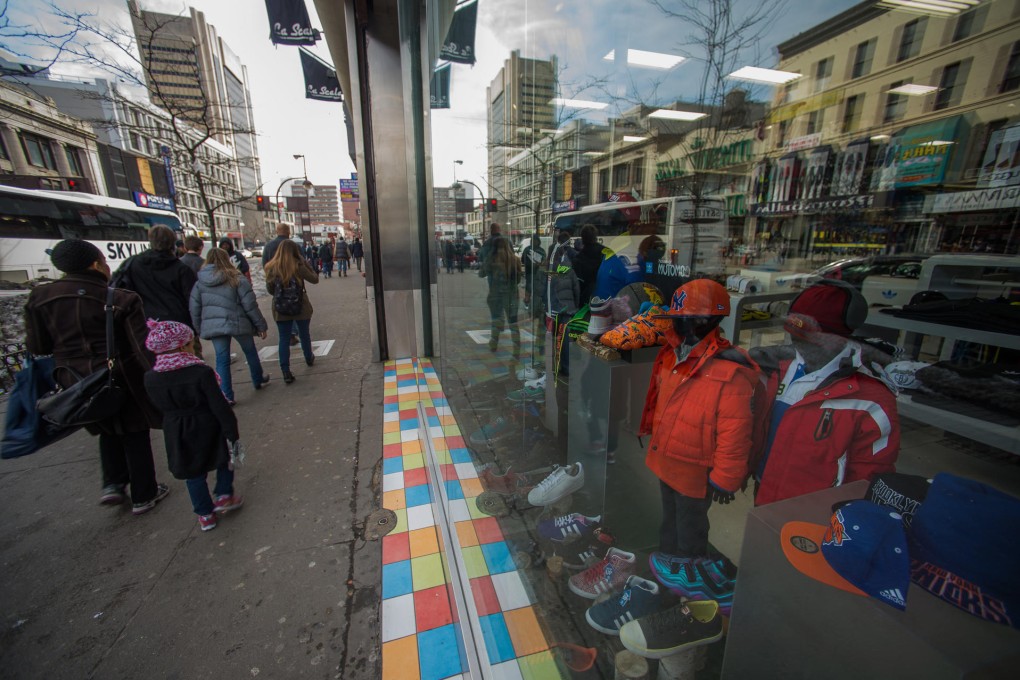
[462,545,489,579]
[403,453,425,470]
[383,431,402,445]
[411,553,446,591]
[518,651,559,680]
[392,508,408,534]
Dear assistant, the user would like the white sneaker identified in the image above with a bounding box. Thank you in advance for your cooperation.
[527,463,584,506]
[516,365,544,381]
[524,374,546,390]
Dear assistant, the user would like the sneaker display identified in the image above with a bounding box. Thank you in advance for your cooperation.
[537,512,602,542]
[99,484,126,505]
[198,513,218,532]
[506,384,545,403]
[559,530,615,571]
[516,365,544,381]
[527,463,584,506]
[585,575,661,636]
[649,552,738,615]
[567,547,636,599]
[468,415,514,446]
[523,374,546,391]
[619,600,722,659]
[132,483,171,516]
[480,466,535,495]
[213,494,244,514]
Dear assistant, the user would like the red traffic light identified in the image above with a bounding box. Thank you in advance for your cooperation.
[487,198,498,212]
[68,179,79,191]
[256,195,267,211]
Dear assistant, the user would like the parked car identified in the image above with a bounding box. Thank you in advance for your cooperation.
[775,255,925,291]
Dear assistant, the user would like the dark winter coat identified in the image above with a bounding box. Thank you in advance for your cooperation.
[228,251,251,277]
[334,240,350,260]
[24,270,162,434]
[351,241,364,258]
[574,242,607,306]
[318,243,333,261]
[266,262,319,321]
[190,266,268,339]
[112,249,197,327]
[143,365,238,480]
[180,252,204,275]
[262,236,289,266]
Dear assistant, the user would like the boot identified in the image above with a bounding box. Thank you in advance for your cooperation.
[283,370,296,384]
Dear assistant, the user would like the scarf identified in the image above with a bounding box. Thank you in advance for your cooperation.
[153,352,221,385]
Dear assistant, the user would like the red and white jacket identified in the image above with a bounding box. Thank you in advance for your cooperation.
[754,348,900,506]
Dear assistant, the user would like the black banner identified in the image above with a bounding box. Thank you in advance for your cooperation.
[430,64,451,109]
[265,0,319,45]
[300,48,343,102]
[440,1,478,65]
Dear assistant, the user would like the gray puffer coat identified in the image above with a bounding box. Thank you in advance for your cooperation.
[189,265,268,339]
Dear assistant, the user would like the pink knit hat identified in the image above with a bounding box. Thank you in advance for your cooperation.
[145,319,194,354]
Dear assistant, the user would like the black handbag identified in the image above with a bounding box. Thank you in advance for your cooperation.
[36,287,125,428]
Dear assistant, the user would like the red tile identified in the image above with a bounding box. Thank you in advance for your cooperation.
[472,517,504,544]
[424,406,437,416]
[413,585,454,632]
[440,464,458,481]
[470,576,501,617]
[382,533,410,565]
[384,394,399,404]
[383,443,404,459]
[404,467,428,487]
[445,435,466,449]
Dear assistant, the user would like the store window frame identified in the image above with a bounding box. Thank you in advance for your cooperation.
[806,108,824,135]
[934,61,964,111]
[20,133,57,170]
[814,56,834,93]
[952,6,984,43]
[884,80,909,123]
[0,133,8,161]
[64,146,84,176]
[897,18,925,63]
[851,39,875,79]
[1002,42,1020,93]
[842,94,864,134]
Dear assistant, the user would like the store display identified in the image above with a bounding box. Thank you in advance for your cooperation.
[558,533,615,571]
[523,374,546,391]
[618,600,723,660]
[506,384,545,403]
[568,547,636,599]
[527,463,585,506]
[649,553,738,615]
[584,575,662,636]
[479,465,541,495]
[599,304,671,350]
[883,360,931,390]
[516,365,544,381]
[833,472,930,528]
[467,415,514,447]
[536,512,602,542]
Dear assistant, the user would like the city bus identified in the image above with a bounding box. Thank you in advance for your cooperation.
[0,184,183,282]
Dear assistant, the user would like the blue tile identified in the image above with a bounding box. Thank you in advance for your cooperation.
[383,457,404,475]
[478,614,516,664]
[444,480,464,500]
[449,448,473,464]
[397,378,418,388]
[417,624,464,680]
[404,484,432,507]
[382,560,413,599]
[480,542,516,575]
[384,402,400,413]
[427,415,441,427]
[399,418,419,431]
[433,398,449,407]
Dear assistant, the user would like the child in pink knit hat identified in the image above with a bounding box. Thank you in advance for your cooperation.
[142,320,245,532]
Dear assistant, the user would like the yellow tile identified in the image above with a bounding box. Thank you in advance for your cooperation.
[505,607,549,657]
[408,527,439,557]
[443,425,461,437]
[383,432,402,445]
[410,553,446,590]
[401,440,422,454]
[383,421,400,434]
[467,500,489,520]
[435,449,452,465]
[460,478,484,498]
[517,650,558,680]
[403,453,425,470]
[382,490,406,511]
[383,635,420,680]
[455,521,479,547]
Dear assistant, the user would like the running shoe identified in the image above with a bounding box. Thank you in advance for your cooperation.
[537,513,602,542]
[649,552,737,616]
[527,463,584,506]
[516,365,544,381]
[559,529,616,571]
[198,513,218,532]
[567,547,636,599]
[132,483,171,516]
[468,415,514,446]
[480,466,535,495]
[619,600,723,659]
[213,494,244,514]
[506,384,545,403]
[99,484,126,505]
[523,374,546,391]
[585,575,661,636]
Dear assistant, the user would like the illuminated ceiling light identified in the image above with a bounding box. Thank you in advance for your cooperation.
[929,140,955,146]
[551,97,608,110]
[726,66,801,84]
[649,109,708,121]
[583,151,606,157]
[871,134,891,141]
[623,135,648,142]
[887,83,938,95]
[878,0,975,15]
[603,49,685,69]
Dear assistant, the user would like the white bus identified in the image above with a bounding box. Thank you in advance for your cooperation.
[0,184,183,282]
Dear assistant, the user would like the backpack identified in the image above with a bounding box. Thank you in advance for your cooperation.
[273,277,303,316]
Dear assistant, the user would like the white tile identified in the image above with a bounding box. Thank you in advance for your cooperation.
[448,498,471,523]
[429,426,445,438]
[490,571,533,611]
[406,504,435,531]
[381,593,416,642]
[435,406,453,416]
[400,429,420,443]
[489,660,524,680]
[382,472,405,492]
[454,463,478,480]
[395,358,413,365]
[397,385,419,395]
[384,411,400,422]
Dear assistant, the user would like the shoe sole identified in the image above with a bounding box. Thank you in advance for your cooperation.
[568,577,615,599]
[619,627,723,660]
[132,486,170,516]
[528,477,584,506]
[200,523,217,531]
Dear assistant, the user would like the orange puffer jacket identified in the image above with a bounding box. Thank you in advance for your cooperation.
[640,327,760,495]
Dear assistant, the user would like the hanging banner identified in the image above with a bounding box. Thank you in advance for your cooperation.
[299,48,343,102]
[977,124,1020,188]
[265,0,320,45]
[440,0,478,65]
[430,63,451,109]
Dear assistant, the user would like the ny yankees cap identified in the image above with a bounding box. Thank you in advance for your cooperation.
[782,500,910,610]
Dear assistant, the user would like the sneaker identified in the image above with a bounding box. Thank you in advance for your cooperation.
[559,530,616,571]
[198,513,218,531]
[99,484,126,505]
[649,552,738,615]
[506,384,545,403]
[213,494,244,514]
[523,374,546,391]
[537,513,602,542]
[527,463,584,506]
[132,483,171,516]
[468,416,514,447]
[618,600,723,659]
[508,401,542,419]
[480,466,535,495]
[516,365,544,381]
[585,575,662,636]
[567,547,636,599]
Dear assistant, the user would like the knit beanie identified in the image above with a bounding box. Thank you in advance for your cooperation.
[786,283,862,337]
[144,319,194,354]
[49,239,103,273]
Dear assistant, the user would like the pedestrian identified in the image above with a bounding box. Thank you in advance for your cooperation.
[190,248,271,406]
[574,224,607,307]
[477,222,502,265]
[334,238,351,277]
[319,241,334,278]
[351,237,364,272]
[454,239,467,272]
[142,320,244,532]
[25,239,168,514]
[265,239,319,384]
[180,235,205,275]
[478,236,521,357]
[219,238,252,285]
[262,223,300,347]
[444,240,455,274]
[521,234,546,364]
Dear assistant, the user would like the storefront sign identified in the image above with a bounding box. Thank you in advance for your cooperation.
[787,133,822,153]
[132,191,175,212]
[802,145,834,200]
[750,193,874,216]
[892,116,965,188]
[339,178,359,202]
[925,185,1020,214]
[551,199,577,213]
[977,124,1020,188]
[656,158,685,181]
[767,89,845,124]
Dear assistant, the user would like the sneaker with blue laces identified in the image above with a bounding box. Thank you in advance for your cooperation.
[585,575,662,635]
[537,513,602,542]
[649,552,737,615]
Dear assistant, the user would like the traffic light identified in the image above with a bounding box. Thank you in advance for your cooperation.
[68,179,79,191]
[486,198,498,213]
[255,195,267,211]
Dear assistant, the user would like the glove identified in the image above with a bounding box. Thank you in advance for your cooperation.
[708,480,735,505]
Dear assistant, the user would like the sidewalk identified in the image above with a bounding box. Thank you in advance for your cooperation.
[0,267,384,679]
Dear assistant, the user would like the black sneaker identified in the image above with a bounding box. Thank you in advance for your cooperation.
[619,600,723,659]
[132,483,171,516]
[254,375,271,390]
[99,484,126,505]
[558,530,615,571]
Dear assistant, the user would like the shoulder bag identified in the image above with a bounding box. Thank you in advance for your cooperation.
[36,287,125,428]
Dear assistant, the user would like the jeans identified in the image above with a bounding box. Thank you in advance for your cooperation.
[338,258,349,275]
[355,256,363,271]
[659,480,713,557]
[277,319,312,371]
[185,462,234,516]
[100,430,157,504]
[211,334,266,401]
[322,260,333,278]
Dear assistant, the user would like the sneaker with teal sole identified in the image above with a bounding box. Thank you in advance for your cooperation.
[649,552,737,615]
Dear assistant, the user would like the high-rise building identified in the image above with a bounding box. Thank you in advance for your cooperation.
[291,182,341,226]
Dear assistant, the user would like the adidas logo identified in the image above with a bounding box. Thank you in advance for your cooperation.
[881,290,898,299]
[879,588,905,606]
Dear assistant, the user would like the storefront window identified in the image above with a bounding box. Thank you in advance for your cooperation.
[427,0,1020,675]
